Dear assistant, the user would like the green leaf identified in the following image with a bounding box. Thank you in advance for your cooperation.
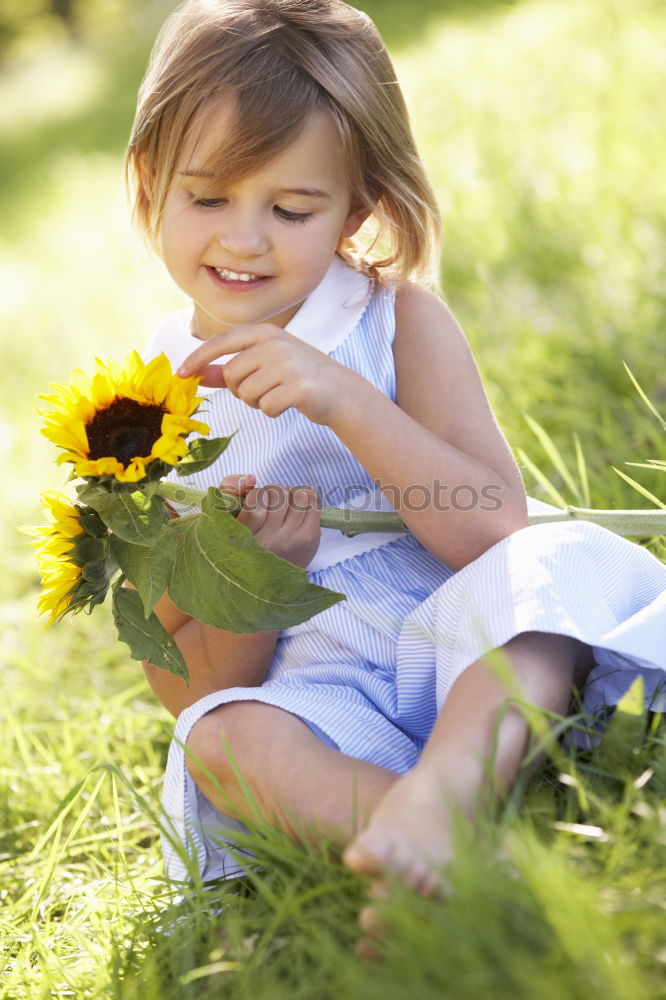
[176,435,235,476]
[110,529,177,616]
[168,487,344,633]
[80,558,110,586]
[112,584,188,680]
[77,507,108,538]
[74,480,111,510]
[106,470,169,494]
[76,484,166,544]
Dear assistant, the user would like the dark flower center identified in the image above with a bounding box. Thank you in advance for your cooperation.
[86,397,166,465]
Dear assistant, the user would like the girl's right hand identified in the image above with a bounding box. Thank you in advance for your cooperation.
[220,474,320,570]
[178,323,364,429]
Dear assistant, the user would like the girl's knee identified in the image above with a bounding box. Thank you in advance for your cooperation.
[500,631,587,713]
[506,630,579,662]
[186,701,256,783]
[186,700,301,783]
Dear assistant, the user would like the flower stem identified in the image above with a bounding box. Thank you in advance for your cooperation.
[157,480,240,512]
[521,506,666,536]
[155,482,666,537]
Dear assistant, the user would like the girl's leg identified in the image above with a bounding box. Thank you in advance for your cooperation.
[343,632,594,895]
[186,701,399,846]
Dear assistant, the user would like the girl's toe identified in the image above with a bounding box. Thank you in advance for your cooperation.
[358,903,382,935]
[342,827,397,876]
[355,935,382,961]
[368,878,389,900]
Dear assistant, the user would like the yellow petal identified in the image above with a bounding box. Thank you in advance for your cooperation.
[165,376,204,417]
[115,457,150,482]
[141,353,173,403]
[40,348,214,483]
[41,418,90,456]
[151,435,188,464]
[162,412,209,436]
[76,456,126,478]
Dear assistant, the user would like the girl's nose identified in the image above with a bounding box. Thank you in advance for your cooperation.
[215,214,270,258]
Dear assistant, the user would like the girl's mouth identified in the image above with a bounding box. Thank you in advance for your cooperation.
[207,266,271,290]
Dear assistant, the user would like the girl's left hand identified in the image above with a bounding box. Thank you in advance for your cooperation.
[177,323,361,426]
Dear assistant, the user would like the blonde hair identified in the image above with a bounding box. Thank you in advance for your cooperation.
[125,0,441,284]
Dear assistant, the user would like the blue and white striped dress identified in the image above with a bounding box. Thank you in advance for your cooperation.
[144,255,666,884]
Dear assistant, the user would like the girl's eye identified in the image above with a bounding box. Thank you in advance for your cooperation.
[195,197,226,208]
[190,197,311,222]
[275,207,312,224]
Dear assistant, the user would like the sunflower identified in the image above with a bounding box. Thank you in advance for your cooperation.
[29,492,113,624]
[40,351,209,484]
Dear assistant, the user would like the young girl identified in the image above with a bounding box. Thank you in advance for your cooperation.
[126,0,666,900]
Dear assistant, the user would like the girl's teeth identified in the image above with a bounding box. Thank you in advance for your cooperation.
[216,268,261,282]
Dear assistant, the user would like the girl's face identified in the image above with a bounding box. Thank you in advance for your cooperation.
[157,102,368,339]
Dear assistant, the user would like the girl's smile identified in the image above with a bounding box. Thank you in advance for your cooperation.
[158,102,368,340]
[206,265,273,290]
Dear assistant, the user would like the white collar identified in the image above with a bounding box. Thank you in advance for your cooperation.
[156,255,373,374]
[284,254,372,353]
[179,254,372,352]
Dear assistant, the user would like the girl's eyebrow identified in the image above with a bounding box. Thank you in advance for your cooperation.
[177,171,331,199]
[278,187,332,199]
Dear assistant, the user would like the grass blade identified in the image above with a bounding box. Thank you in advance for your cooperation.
[574,433,591,508]
[523,414,583,503]
[515,447,569,506]
[612,467,665,508]
[623,363,666,431]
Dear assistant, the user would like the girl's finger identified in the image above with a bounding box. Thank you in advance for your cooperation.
[219,474,256,496]
[253,383,299,419]
[177,325,272,377]
[231,370,282,409]
[240,485,288,524]
[288,486,320,518]
[237,488,269,533]
[257,485,290,525]
[195,363,228,388]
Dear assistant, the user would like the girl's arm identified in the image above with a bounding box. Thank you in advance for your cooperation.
[328,283,527,569]
[177,291,526,571]
[143,593,279,719]
[142,480,320,718]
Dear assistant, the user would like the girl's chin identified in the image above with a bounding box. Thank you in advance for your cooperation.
[190,297,305,336]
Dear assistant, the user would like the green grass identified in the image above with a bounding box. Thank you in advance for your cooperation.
[1,0,665,996]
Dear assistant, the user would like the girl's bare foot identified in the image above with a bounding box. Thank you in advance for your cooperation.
[342,764,455,898]
[342,764,459,958]
[344,633,585,897]
[186,700,398,845]
[343,634,589,953]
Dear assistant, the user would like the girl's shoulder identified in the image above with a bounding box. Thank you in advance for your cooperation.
[393,281,472,367]
[391,281,502,457]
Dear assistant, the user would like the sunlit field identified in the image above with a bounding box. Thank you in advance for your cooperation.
[1,0,664,996]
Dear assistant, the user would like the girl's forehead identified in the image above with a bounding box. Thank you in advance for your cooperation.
[177,100,349,188]
[179,96,236,165]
